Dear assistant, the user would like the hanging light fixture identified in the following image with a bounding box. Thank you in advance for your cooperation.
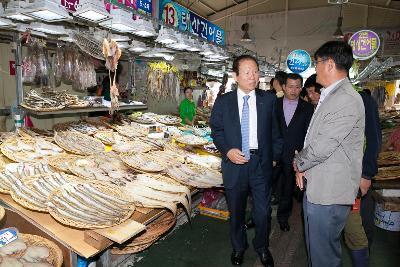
[166,33,191,50]
[199,43,215,56]
[29,22,66,35]
[141,48,175,61]
[132,18,156,37]
[3,0,35,22]
[24,0,71,22]
[99,9,138,33]
[16,24,47,37]
[241,0,252,42]
[328,0,348,4]
[333,4,344,39]
[73,0,110,22]
[186,37,202,52]
[155,26,178,45]
[116,41,130,49]
[129,40,149,53]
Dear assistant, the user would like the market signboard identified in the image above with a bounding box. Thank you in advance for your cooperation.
[159,0,225,45]
[349,30,380,60]
[61,0,153,15]
[383,30,400,55]
[286,49,311,74]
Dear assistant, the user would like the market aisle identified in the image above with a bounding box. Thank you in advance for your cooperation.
[120,199,400,267]
[129,211,261,267]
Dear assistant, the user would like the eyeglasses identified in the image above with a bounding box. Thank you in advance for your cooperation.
[313,59,328,67]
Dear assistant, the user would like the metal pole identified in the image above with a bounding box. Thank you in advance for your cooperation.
[13,33,24,129]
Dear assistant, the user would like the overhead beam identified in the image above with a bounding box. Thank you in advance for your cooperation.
[209,0,272,22]
[208,0,400,22]
[230,0,239,4]
[197,0,218,14]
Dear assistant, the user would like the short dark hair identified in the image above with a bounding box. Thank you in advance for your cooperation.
[232,55,259,75]
[274,71,287,86]
[314,41,354,72]
[183,87,193,93]
[286,73,303,87]
[269,78,274,88]
[304,74,322,94]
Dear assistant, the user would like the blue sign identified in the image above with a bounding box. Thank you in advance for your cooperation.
[159,0,225,45]
[286,49,311,73]
[137,0,152,14]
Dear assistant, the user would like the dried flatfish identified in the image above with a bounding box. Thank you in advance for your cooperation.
[69,153,135,185]
[0,137,63,163]
[54,131,105,155]
[120,153,167,173]
[166,164,223,188]
[175,135,209,146]
[156,115,181,125]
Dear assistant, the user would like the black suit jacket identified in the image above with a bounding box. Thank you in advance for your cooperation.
[210,89,283,189]
[359,91,382,180]
[276,97,314,164]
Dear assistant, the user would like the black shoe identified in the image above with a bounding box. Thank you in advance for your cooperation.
[245,218,255,230]
[231,250,244,265]
[279,222,290,232]
[259,249,274,267]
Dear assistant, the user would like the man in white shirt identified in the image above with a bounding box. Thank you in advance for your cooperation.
[210,55,282,267]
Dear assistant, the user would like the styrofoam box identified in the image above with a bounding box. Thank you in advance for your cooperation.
[375,203,400,232]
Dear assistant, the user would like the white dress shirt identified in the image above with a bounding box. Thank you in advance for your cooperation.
[237,88,258,149]
[304,78,345,145]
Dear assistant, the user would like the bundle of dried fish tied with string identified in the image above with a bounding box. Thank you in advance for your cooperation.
[48,181,135,229]
[166,163,223,188]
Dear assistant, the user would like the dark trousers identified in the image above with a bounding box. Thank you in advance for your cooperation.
[271,163,282,199]
[277,162,295,223]
[303,195,351,267]
[361,189,375,247]
[225,154,270,253]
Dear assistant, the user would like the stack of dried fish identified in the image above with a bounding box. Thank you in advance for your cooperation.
[10,172,80,212]
[94,130,116,145]
[156,115,181,125]
[0,162,53,194]
[166,164,223,188]
[175,135,209,146]
[120,153,168,173]
[21,90,89,112]
[112,138,153,154]
[125,174,191,217]
[54,131,105,155]
[53,120,107,135]
[68,153,135,185]
[0,232,63,267]
[46,154,83,174]
[115,123,147,138]
[0,137,63,162]
[47,182,135,229]
[128,113,157,124]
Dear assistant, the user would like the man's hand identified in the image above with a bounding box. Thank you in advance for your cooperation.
[360,177,371,196]
[293,160,299,172]
[227,149,248,164]
[295,171,305,191]
[273,161,277,167]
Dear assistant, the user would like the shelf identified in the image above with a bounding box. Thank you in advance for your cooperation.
[21,104,148,116]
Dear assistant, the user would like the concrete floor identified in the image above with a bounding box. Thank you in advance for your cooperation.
[127,200,400,267]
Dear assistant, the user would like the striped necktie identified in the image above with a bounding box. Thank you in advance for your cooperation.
[241,95,250,160]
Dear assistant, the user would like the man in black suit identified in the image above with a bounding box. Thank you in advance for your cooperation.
[210,55,282,266]
[276,73,314,231]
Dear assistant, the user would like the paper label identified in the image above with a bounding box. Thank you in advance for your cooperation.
[0,229,18,247]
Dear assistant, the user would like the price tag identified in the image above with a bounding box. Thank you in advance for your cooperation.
[0,228,18,248]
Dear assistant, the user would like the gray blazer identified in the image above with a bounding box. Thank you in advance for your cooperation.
[294,78,365,205]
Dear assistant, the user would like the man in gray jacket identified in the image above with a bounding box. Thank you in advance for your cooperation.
[293,41,365,267]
